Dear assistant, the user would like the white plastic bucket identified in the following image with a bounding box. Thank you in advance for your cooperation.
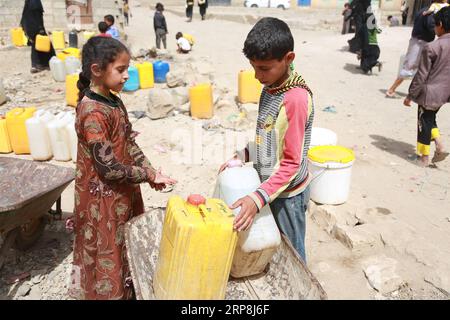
[310,127,337,148]
[308,159,354,205]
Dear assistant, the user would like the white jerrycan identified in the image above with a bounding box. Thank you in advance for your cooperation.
[64,118,77,163]
[214,160,281,278]
[47,112,73,161]
[0,79,6,105]
[49,56,66,82]
[65,56,81,75]
[25,110,55,161]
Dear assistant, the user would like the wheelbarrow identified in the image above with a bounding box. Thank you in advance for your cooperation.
[0,157,75,269]
[125,208,327,300]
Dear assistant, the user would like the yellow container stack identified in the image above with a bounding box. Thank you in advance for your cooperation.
[189,83,214,119]
[11,28,26,47]
[0,116,12,153]
[238,70,262,104]
[137,62,154,89]
[5,107,36,154]
[35,35,51,52]
[52,31,65,50]
[66,74,80,107]
[154,195,238,300]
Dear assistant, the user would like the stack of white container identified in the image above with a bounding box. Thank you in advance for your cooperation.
[25,110,77,163]
[49,56,81,82]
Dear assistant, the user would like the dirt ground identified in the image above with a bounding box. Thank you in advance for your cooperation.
[0,2,449,300]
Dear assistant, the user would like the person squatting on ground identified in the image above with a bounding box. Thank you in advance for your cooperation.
[404,7,450,167]
[219,18,314,262]
[154,3,168,49]
[68,36,177,299]
[175,32,192,53]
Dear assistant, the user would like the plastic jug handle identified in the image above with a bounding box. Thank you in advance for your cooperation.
[198,204,208,219]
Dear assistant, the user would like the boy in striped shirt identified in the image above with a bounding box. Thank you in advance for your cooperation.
[219,17,314,262]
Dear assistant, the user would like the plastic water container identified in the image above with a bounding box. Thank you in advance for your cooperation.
[64,119,77,163]
[153,60,170,83]
[154,195,237,299]
[123,66,139,92]
[137,62,154,89]
[69,30,78,48]
[49,56,66,82]
[238,70,262,104]
[47,112,73,162]
[83,31,95,44]
[0,116,12,153]
[213,161,281,278]
[65,56,81,75]
[189,83,213,119]
[308,145,355,205]
[35,34,51,52]
[52,31,65,50]
[25,110,55,161]
[5,107,36,154]
[57,48,80,61]
[0,79,6,105]
[66,74,79,107]
[310,127,338,148]
[11,28,26,47]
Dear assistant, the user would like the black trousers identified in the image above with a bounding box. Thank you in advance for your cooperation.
[199,4,207,17]
[417,105,440,156]
[186,5,193,18]
[360,45,380,73]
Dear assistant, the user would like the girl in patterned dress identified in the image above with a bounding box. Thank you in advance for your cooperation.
[68,36,177,299]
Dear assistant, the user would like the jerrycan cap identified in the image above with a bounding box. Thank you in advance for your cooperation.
[187,194,206,206]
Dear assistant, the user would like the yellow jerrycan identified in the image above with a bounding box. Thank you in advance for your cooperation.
[0,116,13,153]
[66,74,80,107]
[137,62,154,89]
[11,28,26,47]
[35,34,51,52]
[238,70,262,104]
[57,48,80,61]
[52,31,65,50]
[83,31,95,43]
[153,194,238,300]
[5,107,36,154]
[189,83,214,119]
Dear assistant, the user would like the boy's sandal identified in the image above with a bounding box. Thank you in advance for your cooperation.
[432,151,449,163]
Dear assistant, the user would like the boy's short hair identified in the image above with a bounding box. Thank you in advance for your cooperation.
[176,32,183,39]
[434,6,450,32]
[156,2,164,11]
[387,15,393,20]
[104,14,115,24]
[98,21,108,33]
[243,17,294,61]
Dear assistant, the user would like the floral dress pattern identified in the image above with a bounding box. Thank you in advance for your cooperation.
[71,90,155,300]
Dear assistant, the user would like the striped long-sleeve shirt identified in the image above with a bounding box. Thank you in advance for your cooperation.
[240,72,314,211]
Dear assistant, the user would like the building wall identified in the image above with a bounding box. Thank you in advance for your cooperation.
[310,0,402,9]
[0,0,123,32]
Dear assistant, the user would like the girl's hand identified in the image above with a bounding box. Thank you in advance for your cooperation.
[149,168,177,191]
[230,196,258,232]
[403,98,412,107]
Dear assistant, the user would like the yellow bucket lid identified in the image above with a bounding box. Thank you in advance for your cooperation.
[308,145,355,164]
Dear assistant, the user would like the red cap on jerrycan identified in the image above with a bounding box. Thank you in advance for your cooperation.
[187,194,206,206]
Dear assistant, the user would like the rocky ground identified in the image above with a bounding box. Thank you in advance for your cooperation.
[0,2,449,300]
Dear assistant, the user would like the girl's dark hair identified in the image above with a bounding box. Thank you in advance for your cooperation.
[77,36,129,103]
[156,2,164,11]
[243,17,294,61]
[434,6,450,32]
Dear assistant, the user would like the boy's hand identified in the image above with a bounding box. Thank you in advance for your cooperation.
[403,98,412,107]
[230,196,258,232]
